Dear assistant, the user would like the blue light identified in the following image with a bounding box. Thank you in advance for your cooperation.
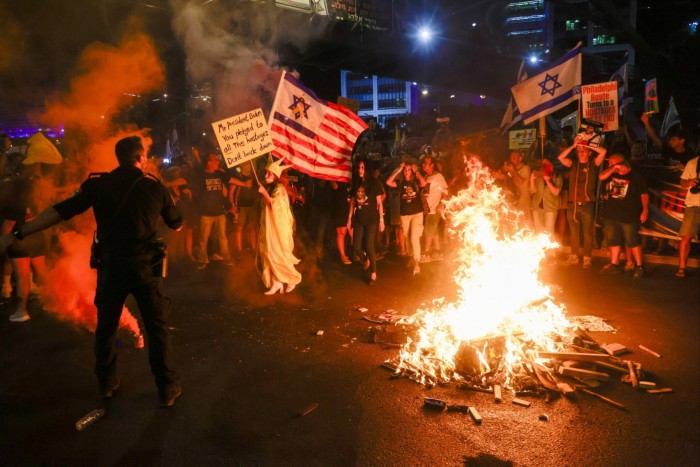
[418,26,433,43]
[529,54,539,64]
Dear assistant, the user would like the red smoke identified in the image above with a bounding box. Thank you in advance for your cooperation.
[39,25,164,338]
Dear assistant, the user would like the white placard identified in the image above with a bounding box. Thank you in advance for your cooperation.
[211,108,274,168]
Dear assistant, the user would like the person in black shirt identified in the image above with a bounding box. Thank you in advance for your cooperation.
[347,160,385,284]
[598,153,650,278]
[0,136,184,407]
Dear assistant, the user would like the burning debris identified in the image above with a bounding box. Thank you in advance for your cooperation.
[370,161,669,417]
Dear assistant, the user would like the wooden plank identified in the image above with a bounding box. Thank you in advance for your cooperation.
[558,366,610,381]
[540,352,610,362]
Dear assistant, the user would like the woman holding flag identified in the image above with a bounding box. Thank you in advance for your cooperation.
[258,158,301,295]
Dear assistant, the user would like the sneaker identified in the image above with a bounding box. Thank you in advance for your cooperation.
[582,256,592,269]
[599,263,622,275]
[564,255,579,266]
[100,378,120,399]
[211,254,224,261]
[340,256,352,265]
[624,262,636,272]
[1,285,11,299]
[196,263,207,270]
[413,262,421,275]
[223,260,235,266]
[9,309,30,322]
[159,382,182,408]
[420,255,431,263]
[633,266,645,279]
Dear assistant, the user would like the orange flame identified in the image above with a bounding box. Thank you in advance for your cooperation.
[396,159,575,388]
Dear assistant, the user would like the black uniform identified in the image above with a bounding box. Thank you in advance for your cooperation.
[54,165,182,391]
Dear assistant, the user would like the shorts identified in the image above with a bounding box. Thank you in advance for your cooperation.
[679,206,700,238]
[424,213,440,236]
[603,219,641,248]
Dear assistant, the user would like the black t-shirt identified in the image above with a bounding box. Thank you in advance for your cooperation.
[230,172,257,208]
[600,169,648,223]
[54,165,182,260]
[398,178,423,216]
[351,176,382,225]
[197,168,230,216]
[662,145,695,167]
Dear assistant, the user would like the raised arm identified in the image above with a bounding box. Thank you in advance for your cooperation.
[557,143,576,168]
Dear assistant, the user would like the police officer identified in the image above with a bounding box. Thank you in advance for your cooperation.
[0,136,184,407]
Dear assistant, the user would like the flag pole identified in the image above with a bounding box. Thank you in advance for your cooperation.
[539,116,546,160]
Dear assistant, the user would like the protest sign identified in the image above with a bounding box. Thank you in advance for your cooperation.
[581,81,618,132]
[508,128,536,150]
[211,108,274,168]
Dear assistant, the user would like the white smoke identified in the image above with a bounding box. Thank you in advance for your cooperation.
[170,0,330,118]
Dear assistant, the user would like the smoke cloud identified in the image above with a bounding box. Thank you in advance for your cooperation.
[38,23,165,337]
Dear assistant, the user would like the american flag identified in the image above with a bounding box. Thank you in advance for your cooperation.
[268,71,368,182]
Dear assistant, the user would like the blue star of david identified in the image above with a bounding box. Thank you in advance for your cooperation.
[538,73,562,97]
[289,95,311,119]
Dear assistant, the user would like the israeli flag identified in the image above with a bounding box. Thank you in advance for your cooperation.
[511,45,582,124]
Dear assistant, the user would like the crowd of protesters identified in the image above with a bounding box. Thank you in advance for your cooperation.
[1,109,699,320]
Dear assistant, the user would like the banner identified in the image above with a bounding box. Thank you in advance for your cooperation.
[211,108,274,168]
[508,128,537,150]
[268,71,368,182]
[511,45,582,124]
[581,81,619,132]
[644,78,659,114]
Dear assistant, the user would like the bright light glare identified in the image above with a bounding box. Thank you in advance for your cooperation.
[418,26,432,43]
[422,89,429,95]
[529,54,538,64]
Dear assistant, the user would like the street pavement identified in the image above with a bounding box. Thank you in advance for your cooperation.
[1,250,698,466]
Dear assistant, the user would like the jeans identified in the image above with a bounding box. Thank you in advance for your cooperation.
[352,222,378,274]
[566,202,595,257]
[198,214,230,263]
[400,212,424,262]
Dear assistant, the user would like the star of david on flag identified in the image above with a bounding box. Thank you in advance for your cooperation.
[268,71,368,182]
[538,74,562,96]
[511,44,582,124]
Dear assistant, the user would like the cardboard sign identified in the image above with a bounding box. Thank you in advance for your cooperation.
[508,128,536,150]
[211,108,274,168]
[581,81,619,132]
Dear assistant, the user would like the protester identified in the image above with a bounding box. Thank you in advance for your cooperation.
[347,160,385,284]
[500,151,532,225]
[193,151,233,269]
[1,159,50,321]
[676,156,700,278]
[557,140,607,268]
[597,153,649,278]
[330,180,353,265]
[420,155,448,260]
[0,136,184,407]
[529,158,562,241]
[385,161,426,274]
[228,162,260,259]
[257,158,301,295]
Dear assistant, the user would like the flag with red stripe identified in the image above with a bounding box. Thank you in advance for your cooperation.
[268,71,368,182]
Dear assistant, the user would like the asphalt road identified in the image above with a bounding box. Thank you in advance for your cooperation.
[1,251,698,466]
